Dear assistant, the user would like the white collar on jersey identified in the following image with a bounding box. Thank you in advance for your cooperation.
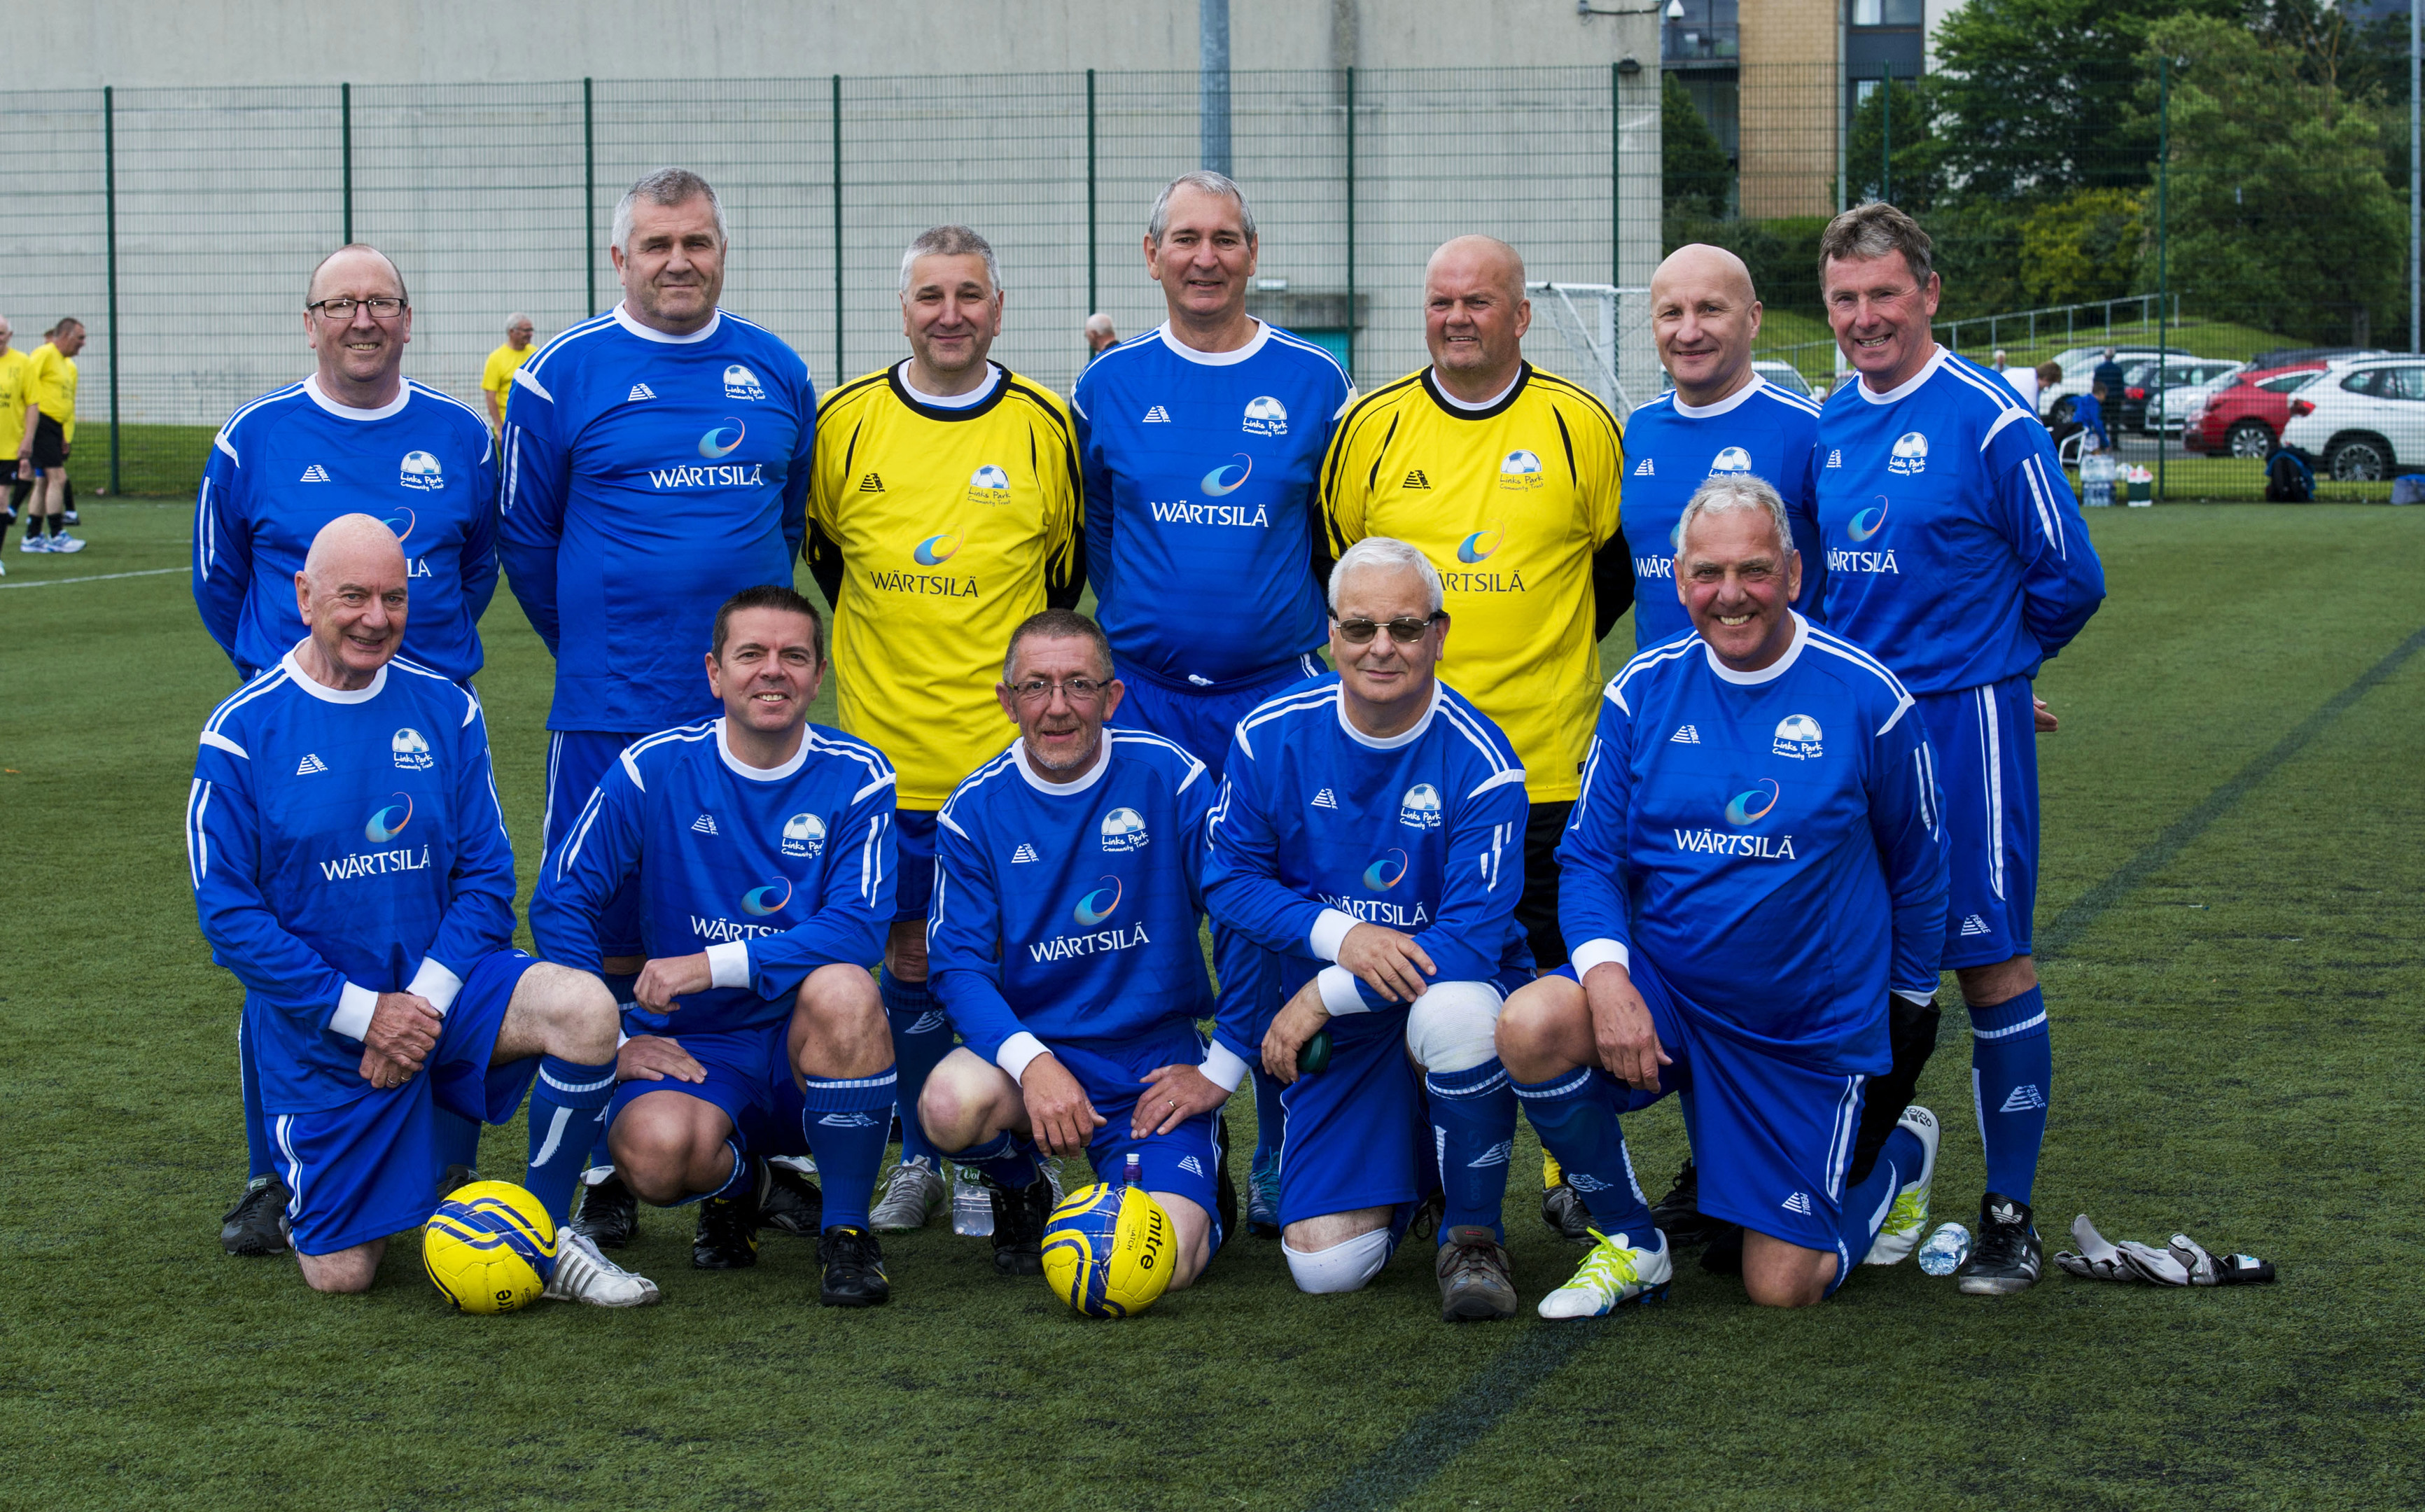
[613,302,723,345]
[279,647,389,703]
[1012,732,1114,795]
[1154,318,1270,367]
[302,374,410,421]
[714,716,810,782]
[1431,368,1522,412]
[1700,610,1809,685]
[1854,344,1948,405]
[896,360,1002,409]
[1670,374,1768,420]
[1335,681,1442,750]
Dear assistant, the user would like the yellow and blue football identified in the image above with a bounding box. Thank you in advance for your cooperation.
[422,1179,557,1314]
[1042,1180,1173,1319]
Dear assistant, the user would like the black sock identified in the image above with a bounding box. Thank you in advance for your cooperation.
[47,513,64,536]
[1845,994,1942,1187]
[6,479,29,514]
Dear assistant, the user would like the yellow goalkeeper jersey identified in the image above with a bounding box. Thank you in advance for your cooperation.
[482,342,534,424]
[25,342,77,441]
[1320,363,1623,802]
[0,350,28,451]
[810,362,1084,808]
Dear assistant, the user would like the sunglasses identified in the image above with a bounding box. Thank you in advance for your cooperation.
[1332,612,1443,645]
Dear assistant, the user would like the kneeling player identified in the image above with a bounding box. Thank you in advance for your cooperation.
[1203,539,1537,1320]
[1495,476,1948,1312]
[531,587,900,1306]
[188,514,652,1303]
[917,610,1236,1289]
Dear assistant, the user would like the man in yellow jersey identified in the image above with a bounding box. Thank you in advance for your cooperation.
[16,317,86,554]
[482,312,536,431]
[807,223,1085,1231]
[0,316,28,564]
[1320,237,1633,1241]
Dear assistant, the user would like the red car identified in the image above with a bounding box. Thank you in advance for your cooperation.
[2183,363,2327,458]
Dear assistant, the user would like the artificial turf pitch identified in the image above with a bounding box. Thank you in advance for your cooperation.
[1,500,2419,1510]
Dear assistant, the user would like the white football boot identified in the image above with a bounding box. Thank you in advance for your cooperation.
[1537,1228,1673,1317]
[544,1227,662,1308]
[1862,1104,1941,1266]
[868,1157,946,1233]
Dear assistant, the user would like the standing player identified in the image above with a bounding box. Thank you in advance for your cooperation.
[531,587,900,1305]
[501,168,816,1242]
[1203,539,1535,1320]
[15,317,85,554]
[806,224,1084,1233]
[918,610,1235,1286]
[195,244,501,1256]
[1320,236,1630,1240]
[187,514,653,1304]
[0,317,25,564]
[1814,203,2105,1294]
[1495,475,1947,1312]
[482,312,537,432]
[1072,170,1354,1238]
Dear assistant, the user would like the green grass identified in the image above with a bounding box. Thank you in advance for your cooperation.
[4,500,2421,1508]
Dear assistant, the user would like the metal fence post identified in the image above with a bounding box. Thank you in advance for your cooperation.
[832,75,844,387]
[1610,62,1621,288]
[1346,65,1357,381]
[2158,55,2169,503]
[1086,69,1098,321]
[583,78,596,316]
[104,85,120,495]
[340,82,353,242]
[1880,63,1891,205]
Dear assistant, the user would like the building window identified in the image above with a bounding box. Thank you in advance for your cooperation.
[1850,0,1922,26]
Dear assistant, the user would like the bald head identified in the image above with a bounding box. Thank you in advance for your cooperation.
[1427,235,1527,305]
[1423,236,1532,397]
[307,244,408,307]
[1651,241,1764,407]
[293,514,410,686]
[303,512,405,589]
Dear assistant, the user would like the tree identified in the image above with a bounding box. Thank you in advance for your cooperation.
[1663,73,1733,220]
[2018,188,2146,304]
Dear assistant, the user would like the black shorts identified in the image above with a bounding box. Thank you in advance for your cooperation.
[1513,799,1572,970]
[28,414,67,469]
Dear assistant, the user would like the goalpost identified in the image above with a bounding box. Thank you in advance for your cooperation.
[1525,282,1656,421]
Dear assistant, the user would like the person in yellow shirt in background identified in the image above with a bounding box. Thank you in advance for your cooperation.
[1319,236,1633,1242]
[482,312,537,431]
[17,317,86,554]
[0,316,28,565]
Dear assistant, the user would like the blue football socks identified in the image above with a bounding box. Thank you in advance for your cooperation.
[799,1065,898,1231]
[239,1018,273,1183]
[1970,986,2050,1204]
[524,1054,619,1222]
[1425,1058,1521,1243]
[586,969,640,1172]
[1831,1124,1926,1294]
[880,973,951,1168]
[1251,1065,1288,1170]
[953,1128,1042,1190]
[1511,1066,1658,1241]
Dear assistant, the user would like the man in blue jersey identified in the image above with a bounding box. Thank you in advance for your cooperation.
[188,514,655,1305]
[197,244,504,1257]
[531,587,900,1306]
[1495,475,1948,1312]
[918,610,1237,1285]
[502,168,816,1246]
[1072,170,1356,1240]
[1814,204,2104,1294]
[1203,538,1536,1320]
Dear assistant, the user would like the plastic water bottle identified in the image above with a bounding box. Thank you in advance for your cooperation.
[950,1164,994,1237]
[1917,1222,1971,1275]
[2081,451,2116,509]
[1123,1152,1142,1188]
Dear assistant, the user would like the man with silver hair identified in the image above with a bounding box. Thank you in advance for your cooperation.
[1203,536,1537,1320]
[482,312,538,432]
[806,223,1085,1233]
[502,167,818,1252]
[1071,169,1357,1238]
[1494,472,1949,1314]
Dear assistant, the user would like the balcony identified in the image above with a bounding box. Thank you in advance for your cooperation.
[1663,20,1740,62]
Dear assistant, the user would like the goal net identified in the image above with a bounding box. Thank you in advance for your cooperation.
[1525,282,1657,421]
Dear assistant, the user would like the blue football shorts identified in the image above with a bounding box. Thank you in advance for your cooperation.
[1110,653,1323,785]
[1051,1024,1227,1245]
[605,1016,811,1160]
[544,729,650,959]
[1911,674,2040,969]
[893,808,939,924]
[272,948,541,1256]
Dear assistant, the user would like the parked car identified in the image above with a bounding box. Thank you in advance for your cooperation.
[2181,364,2328,457]
[2246,346,2389,372]
[2039,346,2165,424]
[2279,356,2425,479]
[2119,356,2242,432]
[1750,359,1815,398]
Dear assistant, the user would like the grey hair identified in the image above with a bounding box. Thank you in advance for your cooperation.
[898,224,1005,296]
[1817,201,1933,286]
[1677,474,1793,561]
[1146,170,1257,245]
[612,169,728,255]
[306,244,409,307]
[1327,537,1444,617]
[505,311,533,330]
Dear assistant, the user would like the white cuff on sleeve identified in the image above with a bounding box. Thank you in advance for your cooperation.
[1317,965,1372,1016]
[1308,909,1360,962]
[706,941,753,990]
[330,981,379,1042]
[1199,1040,1252,1093]
[1892,988,1936,1006]
[1570,938,1633,979]
[996,1032,1050,1083]
[406,957,465,1016]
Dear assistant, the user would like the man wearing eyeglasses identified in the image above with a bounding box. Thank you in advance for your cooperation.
[917,610,1234,1287]
[1203,538,1536,1320]
[193,244,502,1258]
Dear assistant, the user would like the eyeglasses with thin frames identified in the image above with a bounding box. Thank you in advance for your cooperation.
[308,297,408,321]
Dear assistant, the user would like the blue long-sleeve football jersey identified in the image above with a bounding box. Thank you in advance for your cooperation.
[1557,614,1948,1072]
[1072,323,1353,687]
[1619,377,1826,649]
[1202,676,1532,1054]
[193,377,500,682]
[925,729,1217,1072]
[1814,348,2105,694]
[529,718,896,1036]
[187,652,517,1113]
[500,306,815,734]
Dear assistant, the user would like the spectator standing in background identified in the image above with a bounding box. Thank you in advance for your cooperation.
[1084,313,1119,362]
[16,318,85,554]
[482,313,538,431]
[2090,349,2126,412]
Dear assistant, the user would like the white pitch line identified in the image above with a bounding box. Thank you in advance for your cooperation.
[0,566,184,589]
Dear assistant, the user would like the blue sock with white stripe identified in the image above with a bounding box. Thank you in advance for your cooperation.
[240,1018,274,1182]
[1425,1059,1520,1244]
[800,1064,898,1231]
[1971,986,2050,1205]
[1511,1067,1658,1242]
[525,1054,619,1223]
[1831,1125,1925,1294]
[881,974,951,1168]
[953,1128,1041,1190]
[587,972,640,1172]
